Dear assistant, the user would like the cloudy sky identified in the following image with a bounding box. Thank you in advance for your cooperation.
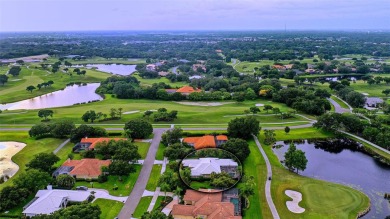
[0,0,389,32]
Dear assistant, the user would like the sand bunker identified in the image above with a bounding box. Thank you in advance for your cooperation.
[174,101,234,106]
[285,190,305,213]
[255,103,264,107]
[362,93,369,96]
[123,110,140,114]
[0,142,26,180]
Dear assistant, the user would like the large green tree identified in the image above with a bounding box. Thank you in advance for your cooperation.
[227,116,261,139]
[161,127,183,146]
[13,169,51,192]
[284,143,308,174]
[220,138,250,162]
[56,174,75,188]
[124,118,153,139]
[38,109,54,121]
[0,74,8,85]
[26,152,60,173]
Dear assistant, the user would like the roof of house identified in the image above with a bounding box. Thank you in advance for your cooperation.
[366,97,384,105]
[23,189,90,215]
[62,159,111,177]
[176,86,201,94]
[182,158,238,177]
[158,71,169,76]
[80,137,126,149]
[172,190,241,219]
[183,135,228,150]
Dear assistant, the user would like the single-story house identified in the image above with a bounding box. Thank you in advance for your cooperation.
[23,188,90,217]
[52,158,111,179]
[183,135,228,150]
[73,137,126,152]
[366,97,384,108]
[165,86,202,96]
[272,65,286,71]
[158,71,170,77]
[172,189,241,219]
[181,158,239,178]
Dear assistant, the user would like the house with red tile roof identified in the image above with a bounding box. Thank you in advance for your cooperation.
[165,86,202,96]
[73,137,127,152]
[171,190,241,219]
[183,135,228,150]
[53,159,111,179]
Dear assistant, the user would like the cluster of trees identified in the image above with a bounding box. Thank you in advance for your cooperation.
[33,204,101,219]
[29,120,75,138]
[93,140,141,176]
[272,87,331,115]
[314,113,390,150]
[227,116,261,139]
[73,68,87,76]
[144,108,178,122]
[124,118,153,139]
[0,152,61,211]
[26,81,54,93]
[8,66,21,77]
[70,124,108,143]
[329,81,366,108]
[82,107,123,123]
[210,172,236,188]
[0,74,8,85]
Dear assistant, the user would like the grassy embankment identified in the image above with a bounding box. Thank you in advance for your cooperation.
[257,128,370,219]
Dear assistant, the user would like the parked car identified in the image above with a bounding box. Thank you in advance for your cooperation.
[76,186,88,191]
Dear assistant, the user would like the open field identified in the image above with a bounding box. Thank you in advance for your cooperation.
[93,198,124,219]
[133,73,188,88]
[257,128,370,219]
[75,165,141,196]
[146,164,162,191]
[0,66,111,103]
[0,97,315,124]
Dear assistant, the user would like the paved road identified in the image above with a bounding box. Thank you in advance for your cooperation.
[252,135,280,219]
[327,97,350,114]
[339,130,390,155]
[118,128,167,219]
[53,138,70,154]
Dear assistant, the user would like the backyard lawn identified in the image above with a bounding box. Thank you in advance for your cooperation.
[74,165,141,196]
[135,142,151,159]
[93,198,124,219]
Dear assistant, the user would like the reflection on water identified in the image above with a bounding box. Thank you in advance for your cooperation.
[273,139,390,219]
[0,83,102,110]
[73,64,137,75]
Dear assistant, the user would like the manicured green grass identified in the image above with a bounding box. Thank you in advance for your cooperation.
[55,141,75,165]
[345,135,390,161]
[74,165,141,196]
[257,128,370,219]
[330,96,350,109]
[0,66,111,103]
[146,164,162,191]
[152,196,164,211]
[190,181,212,190]
[350,80,390,97]
[93,198,124,219]
[0,97,313,125]
[133,196,152,218]
[133,73,188,88]
[241,140,268,219]
[135,142,151,159]
[0,132,65,190]
[155,143,165,160]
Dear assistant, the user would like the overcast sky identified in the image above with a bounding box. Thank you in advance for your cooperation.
[0,0,389,32]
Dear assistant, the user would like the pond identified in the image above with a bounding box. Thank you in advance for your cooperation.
[0,83,102,110]
[273,139,390,219]
[0,142,26,181]
[73,64,137,75]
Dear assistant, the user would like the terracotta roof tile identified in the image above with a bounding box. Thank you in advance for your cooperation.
[216,135,228,141]
[80,137,126,149]
[176,86,201,94]
[62,159,111,178]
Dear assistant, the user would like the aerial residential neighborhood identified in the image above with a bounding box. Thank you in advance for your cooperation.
[0,0,390,219]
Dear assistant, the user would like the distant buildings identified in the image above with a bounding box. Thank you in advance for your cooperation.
[172,189,241,219]
[365,97,384,108]
[23,188,90,217]
[181,158,239,178]
[192,64,206,72]
[52,158,111,179]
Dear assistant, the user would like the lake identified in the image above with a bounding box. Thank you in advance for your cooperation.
[73,64,137,75]
[0,83,102,110]
[273,139,390,219]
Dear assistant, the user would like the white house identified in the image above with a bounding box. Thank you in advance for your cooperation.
[23,188,90,217]
[182,158,238,178]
